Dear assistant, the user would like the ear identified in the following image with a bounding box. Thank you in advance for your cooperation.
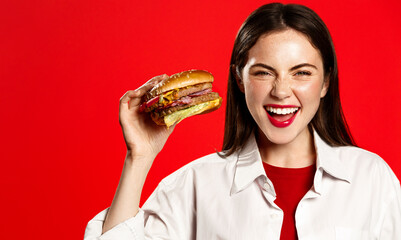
[320,75,330,98]
[231,64,244,93]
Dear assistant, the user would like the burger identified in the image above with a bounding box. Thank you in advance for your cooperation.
[139,70,222,128]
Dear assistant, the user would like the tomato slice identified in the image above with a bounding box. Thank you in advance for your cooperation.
[146,95,160,107]
[139,95,160,112]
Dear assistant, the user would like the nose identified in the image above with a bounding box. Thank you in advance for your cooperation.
[270,77,292,100]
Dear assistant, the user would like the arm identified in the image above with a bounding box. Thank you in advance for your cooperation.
[85,165,197,240]
[102,152,153,234]
[86,74,175,238]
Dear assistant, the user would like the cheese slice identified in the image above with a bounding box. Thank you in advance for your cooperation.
[163,98,221,128]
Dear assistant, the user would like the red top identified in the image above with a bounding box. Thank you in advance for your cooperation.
[263,162,316,240]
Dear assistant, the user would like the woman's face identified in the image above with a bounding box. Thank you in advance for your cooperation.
[241,29,329,145]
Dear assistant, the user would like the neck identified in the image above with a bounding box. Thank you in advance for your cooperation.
[257,128,316,168]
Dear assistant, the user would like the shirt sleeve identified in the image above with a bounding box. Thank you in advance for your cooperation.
[378,167,401,239]
[84,168,196,240]
[84,208,145,240]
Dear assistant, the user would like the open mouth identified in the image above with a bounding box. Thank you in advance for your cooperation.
[265,106,300,128]
[266,106,299,121]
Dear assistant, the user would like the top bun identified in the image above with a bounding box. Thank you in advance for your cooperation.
[146,70,214,100]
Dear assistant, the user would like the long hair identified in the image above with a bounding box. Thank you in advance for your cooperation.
[222,3,356,156]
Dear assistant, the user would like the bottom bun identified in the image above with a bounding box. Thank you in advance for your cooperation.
[151,97,222,128]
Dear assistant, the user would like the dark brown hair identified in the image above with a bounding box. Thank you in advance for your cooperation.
[222,3,356,156]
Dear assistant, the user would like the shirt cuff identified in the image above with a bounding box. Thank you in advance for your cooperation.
[84,209,145,240]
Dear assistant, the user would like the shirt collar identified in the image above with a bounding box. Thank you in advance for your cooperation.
[230,134,265,195]
[313,130,351,183]
[230,130,351,195]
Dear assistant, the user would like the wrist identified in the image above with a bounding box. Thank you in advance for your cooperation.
[124,150,155,170]
[121,153,154,190]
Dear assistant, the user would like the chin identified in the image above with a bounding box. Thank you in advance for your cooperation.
[257,127,301,145]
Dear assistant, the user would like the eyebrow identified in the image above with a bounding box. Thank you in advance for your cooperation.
[250,63,318,71]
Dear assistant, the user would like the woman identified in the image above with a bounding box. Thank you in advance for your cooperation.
[85,3,401,239]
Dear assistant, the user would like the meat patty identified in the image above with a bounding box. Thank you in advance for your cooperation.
[145,82,212,102]
[176,83,212,99]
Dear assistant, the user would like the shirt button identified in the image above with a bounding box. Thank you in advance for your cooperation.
[263,183,269,190]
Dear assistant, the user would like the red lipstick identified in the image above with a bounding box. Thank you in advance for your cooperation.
[265,105,299,128]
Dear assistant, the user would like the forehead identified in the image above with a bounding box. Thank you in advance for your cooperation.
[247,29,323,67]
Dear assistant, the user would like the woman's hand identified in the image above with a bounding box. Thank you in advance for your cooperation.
[119,74,175,164]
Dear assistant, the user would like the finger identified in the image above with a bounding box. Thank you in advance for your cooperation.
[119,90,143,115]
[148,73,169,85]
[120,74,169,112]
[119,74,168,102]
[128,74,169,109]
[120,90,140,104]
[136,74,169,96]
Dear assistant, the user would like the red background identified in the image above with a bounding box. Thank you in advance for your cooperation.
[1,0,400,239]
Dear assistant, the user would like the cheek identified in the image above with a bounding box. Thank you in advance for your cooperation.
[293,81,324,103]
[243,81,270,117]
[244,81,265,102]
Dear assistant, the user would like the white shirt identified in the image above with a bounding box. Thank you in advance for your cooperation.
[84,132,401,240]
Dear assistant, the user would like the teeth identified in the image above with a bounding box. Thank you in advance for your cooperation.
[266,106,299,115]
